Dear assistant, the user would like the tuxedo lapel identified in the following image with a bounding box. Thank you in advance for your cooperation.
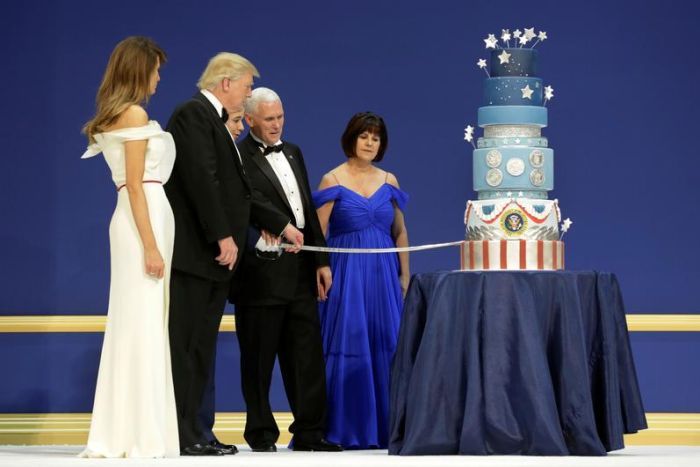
[241,135,294,214]
[193,93,251,190]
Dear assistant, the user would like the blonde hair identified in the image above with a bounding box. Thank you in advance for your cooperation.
[197,52,260,91]
[83,36,166,143]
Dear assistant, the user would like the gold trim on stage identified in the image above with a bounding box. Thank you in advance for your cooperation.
[2,314,700,333]
[0,315,237,333]
[0,412,289,445]
[0,412,697,446]
[625,413,700,446]
[626,315,700,332]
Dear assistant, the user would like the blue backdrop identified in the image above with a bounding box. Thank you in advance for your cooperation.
[1,0,699,413]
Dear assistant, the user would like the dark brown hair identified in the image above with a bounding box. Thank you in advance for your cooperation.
[83,36,166,142]
[341,112,388,162]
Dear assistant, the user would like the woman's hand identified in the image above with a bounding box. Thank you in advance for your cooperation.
[317,266,333,301]
[145,247,165,279]
[400,273,410,298]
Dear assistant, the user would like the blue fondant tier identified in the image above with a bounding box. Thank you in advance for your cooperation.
[490,48,538,77]
[477,136,548,148]
[473,147,553,193]
[478,106,548,127]
[484,77,543,106]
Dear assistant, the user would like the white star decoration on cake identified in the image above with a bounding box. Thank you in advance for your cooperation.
[477,58,490,76]
[531,30,548,48]
[501,29,511,44]
[524,27,536,41]
[560,218,573,239]
[513,29,522,39]
[498,50,511,64]
[544,85,554,100]
[464,125,474,141]
[464,125,476,148]
[484,34,498,49]
[521,84,534,99]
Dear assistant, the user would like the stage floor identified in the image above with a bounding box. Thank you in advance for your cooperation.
[0,446,699,467]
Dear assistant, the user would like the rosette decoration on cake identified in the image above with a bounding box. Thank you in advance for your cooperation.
[462,28,571,270]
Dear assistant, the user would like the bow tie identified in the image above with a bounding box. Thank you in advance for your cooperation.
[261,143,284,155]
[221,108,228,122]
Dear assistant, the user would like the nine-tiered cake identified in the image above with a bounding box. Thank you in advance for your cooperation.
[462,29,569,270]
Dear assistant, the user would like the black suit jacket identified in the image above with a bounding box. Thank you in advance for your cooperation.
[165,93,289,282]
[230,133,329,305]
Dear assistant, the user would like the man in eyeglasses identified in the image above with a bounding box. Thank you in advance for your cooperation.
[230,87,339,453]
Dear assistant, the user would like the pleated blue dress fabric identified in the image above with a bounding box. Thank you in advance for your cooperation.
[313,183,408,449]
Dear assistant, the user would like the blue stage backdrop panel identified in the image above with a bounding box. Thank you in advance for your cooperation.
[0,0,699,413]
[0,331,289,413]
[629,332,700,413]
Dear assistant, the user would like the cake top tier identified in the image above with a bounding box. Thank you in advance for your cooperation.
[490,48,538,77]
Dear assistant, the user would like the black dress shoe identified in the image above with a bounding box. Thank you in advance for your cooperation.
[251,443,277,452]
[210,439,238,455]
[181,443,225,456]
[292,438,343,452]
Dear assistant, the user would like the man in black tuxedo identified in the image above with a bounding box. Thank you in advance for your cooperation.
[230,87,341,453]
[165,54,304,456]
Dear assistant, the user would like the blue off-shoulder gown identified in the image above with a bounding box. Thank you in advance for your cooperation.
[312,183,408,449]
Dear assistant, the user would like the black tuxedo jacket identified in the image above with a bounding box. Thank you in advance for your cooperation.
[165,93,289,282]
[230,133,329,305]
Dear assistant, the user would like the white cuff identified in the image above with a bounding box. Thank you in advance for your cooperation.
[255,236,279,252]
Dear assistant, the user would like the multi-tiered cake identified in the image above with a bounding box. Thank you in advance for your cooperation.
[462,30,567,270]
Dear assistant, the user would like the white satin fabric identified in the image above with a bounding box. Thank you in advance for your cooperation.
[79,121,179,458]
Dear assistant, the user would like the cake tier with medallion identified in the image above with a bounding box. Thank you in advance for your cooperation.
[462,29,570,270]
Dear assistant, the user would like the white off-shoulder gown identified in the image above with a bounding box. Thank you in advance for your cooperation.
[79,121,179,458]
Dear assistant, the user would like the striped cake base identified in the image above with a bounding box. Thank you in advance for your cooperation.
[461,240,565,270]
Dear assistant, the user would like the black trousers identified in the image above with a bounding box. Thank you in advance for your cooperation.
[235,269,327,447]
[168,268,228,448]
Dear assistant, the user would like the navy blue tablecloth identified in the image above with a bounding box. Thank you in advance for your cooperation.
[388,271,647,456]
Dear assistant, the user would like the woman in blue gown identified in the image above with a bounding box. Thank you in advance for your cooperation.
[313,112,409,449]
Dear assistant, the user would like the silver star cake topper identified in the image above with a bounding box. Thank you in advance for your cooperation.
[531,30,547,48]
[523,27,536,42]
[477,58,490,77]
[544,85,554,100]
[501,29,511,47]
[544,85,554,107]
[559,218,573,239]
[464,125,476,148]
[484,34,498,49]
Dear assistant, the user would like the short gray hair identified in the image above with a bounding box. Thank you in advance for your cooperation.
[245,87,282,115]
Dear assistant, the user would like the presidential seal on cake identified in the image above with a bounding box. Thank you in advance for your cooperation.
[462,28,571,270]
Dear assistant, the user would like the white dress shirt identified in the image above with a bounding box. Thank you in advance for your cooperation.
[250,132,305,252]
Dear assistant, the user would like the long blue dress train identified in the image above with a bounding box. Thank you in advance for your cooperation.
[313,183,408,449]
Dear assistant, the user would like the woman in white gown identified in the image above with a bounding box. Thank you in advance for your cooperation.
[79,36,179,458]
